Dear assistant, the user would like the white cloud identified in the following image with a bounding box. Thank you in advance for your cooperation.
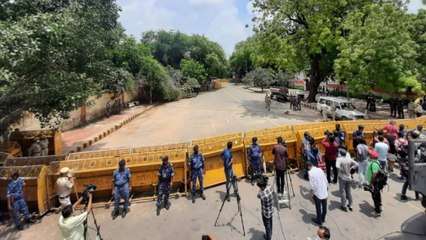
[187,0,227,6]
[408,0,426,13]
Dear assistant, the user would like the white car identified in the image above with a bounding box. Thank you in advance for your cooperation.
[316,96,365,120]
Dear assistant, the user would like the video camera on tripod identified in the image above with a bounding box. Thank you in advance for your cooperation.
[81,184,97,205]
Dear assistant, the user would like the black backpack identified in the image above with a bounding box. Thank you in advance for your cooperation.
[371,162,388,190]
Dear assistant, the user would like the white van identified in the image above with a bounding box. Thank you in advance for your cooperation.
[316,96,365,120]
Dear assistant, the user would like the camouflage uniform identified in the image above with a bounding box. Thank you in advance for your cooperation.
[112,168,131,212]
[189,152,205,196]
[7,178,32,228]
[248,143,262,179]
[156,162,174,209]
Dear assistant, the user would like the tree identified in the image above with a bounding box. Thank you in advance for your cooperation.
[180,59,207,84]
[0,0,125,128]
[334,3,422,94]
[251,0,393,101]
[229,38,255,78]
[243,67,275,92]
[409,9,426,83]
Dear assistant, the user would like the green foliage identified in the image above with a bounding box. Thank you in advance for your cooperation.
[180,59,207,84]
[409,9,426,82]
[334,3,421,94]
[229,38,255,77]
[142,30,228,80]
[243,67,275,91]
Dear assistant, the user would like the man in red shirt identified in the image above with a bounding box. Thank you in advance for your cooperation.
[384,120,398,138]
[321,134,339,183]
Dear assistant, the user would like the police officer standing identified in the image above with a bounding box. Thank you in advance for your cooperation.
[40,136,49,156]
[248,137,262,184]
[265,92,271,111]
[7,172,36,230]
[221,141,237,202]
[112,160,131,219]
[189,145,206,203]
[27,138,41,156]
[390,98,397,118]
[157,156,174,216]
[57,167,74,208]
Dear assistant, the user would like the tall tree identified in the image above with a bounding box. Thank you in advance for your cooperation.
[251,0,401,101]
[335,3,421,94]
[229,38,255,78]
[243,67,275,92]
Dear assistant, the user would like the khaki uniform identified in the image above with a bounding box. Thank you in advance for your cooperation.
[57,177,73,208]
[40,139,49,156]
[28,142,41,156]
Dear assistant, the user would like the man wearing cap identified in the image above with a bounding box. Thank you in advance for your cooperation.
[7,172,36,230]
[157,156,174,216]
[112,160,131,219]
[366,150,382,217]
[189,145,206,203]
[57,167,75,209]
[248,137,262,184]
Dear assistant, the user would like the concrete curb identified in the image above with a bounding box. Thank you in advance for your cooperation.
[67,105,156,154]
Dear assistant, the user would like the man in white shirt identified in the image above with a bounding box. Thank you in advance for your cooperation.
[336,149,358,212]
[308,161,328,226]
[374,135,389,171]
[57,167,74,208]
[58,193,92,240]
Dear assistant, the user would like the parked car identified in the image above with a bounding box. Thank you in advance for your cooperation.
[316,96,365,120]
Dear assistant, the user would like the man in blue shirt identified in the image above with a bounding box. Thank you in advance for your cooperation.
[189,145,206,203]
[221,141,237,202]
[112,160,131,219]
[7,172,36,230]
[248,137,262,184]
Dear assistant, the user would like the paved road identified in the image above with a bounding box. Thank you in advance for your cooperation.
[87,84,321,150]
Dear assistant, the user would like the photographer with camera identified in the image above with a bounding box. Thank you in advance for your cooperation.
[111,160,131,219]
[257,176,273,240]
[156,156,174,216]
[58,191,92,240]
[322,133,339,184]
[57,167,74,209]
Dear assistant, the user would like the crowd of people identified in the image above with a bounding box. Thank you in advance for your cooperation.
[5,120,426,239]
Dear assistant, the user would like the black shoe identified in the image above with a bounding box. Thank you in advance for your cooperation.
[156,208,160,216]
[400,195,408,200]
[112,209,119,220]
[226,195,230,202]
[333,180,338,184]
[201,193,206,200]
[25,218,36,224]
[165,202,171,210]
[347,205,353,212]
[311,217,322,226]
[340,206,348,212]
[17,224,24,231]
[192,195,195,203]
[122,209,127,218]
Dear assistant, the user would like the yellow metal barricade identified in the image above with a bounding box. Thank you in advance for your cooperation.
[4,155,67,166]
[9,129,62,156]
[0,165,48,215]
[342,122,385,153]
[192,134,245,188]
[133,142,189,154]
[67,148,132,160]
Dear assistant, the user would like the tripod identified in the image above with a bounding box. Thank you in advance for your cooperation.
[214,175,246,236]
[84,206,103,240]
[273,166,295,209]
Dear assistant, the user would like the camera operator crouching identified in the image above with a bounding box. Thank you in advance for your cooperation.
[58,190,93,240]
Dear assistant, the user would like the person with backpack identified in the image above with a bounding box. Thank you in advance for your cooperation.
[366,150,387,217]
[248,137,262,184]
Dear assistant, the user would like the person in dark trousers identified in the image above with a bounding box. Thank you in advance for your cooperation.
[272,137,288,195]
[321,135,339,183]
[221,141,237,202]
[307,161,329,226]
[390,98,397,117]
[257,177,273,240]
[397,97,404,119]
[352,125,366,159]
[366,150,382,217]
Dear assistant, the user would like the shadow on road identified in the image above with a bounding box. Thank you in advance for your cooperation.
[378,212,426,240]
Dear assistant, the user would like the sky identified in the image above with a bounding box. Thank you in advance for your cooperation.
[116,0,426,57]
